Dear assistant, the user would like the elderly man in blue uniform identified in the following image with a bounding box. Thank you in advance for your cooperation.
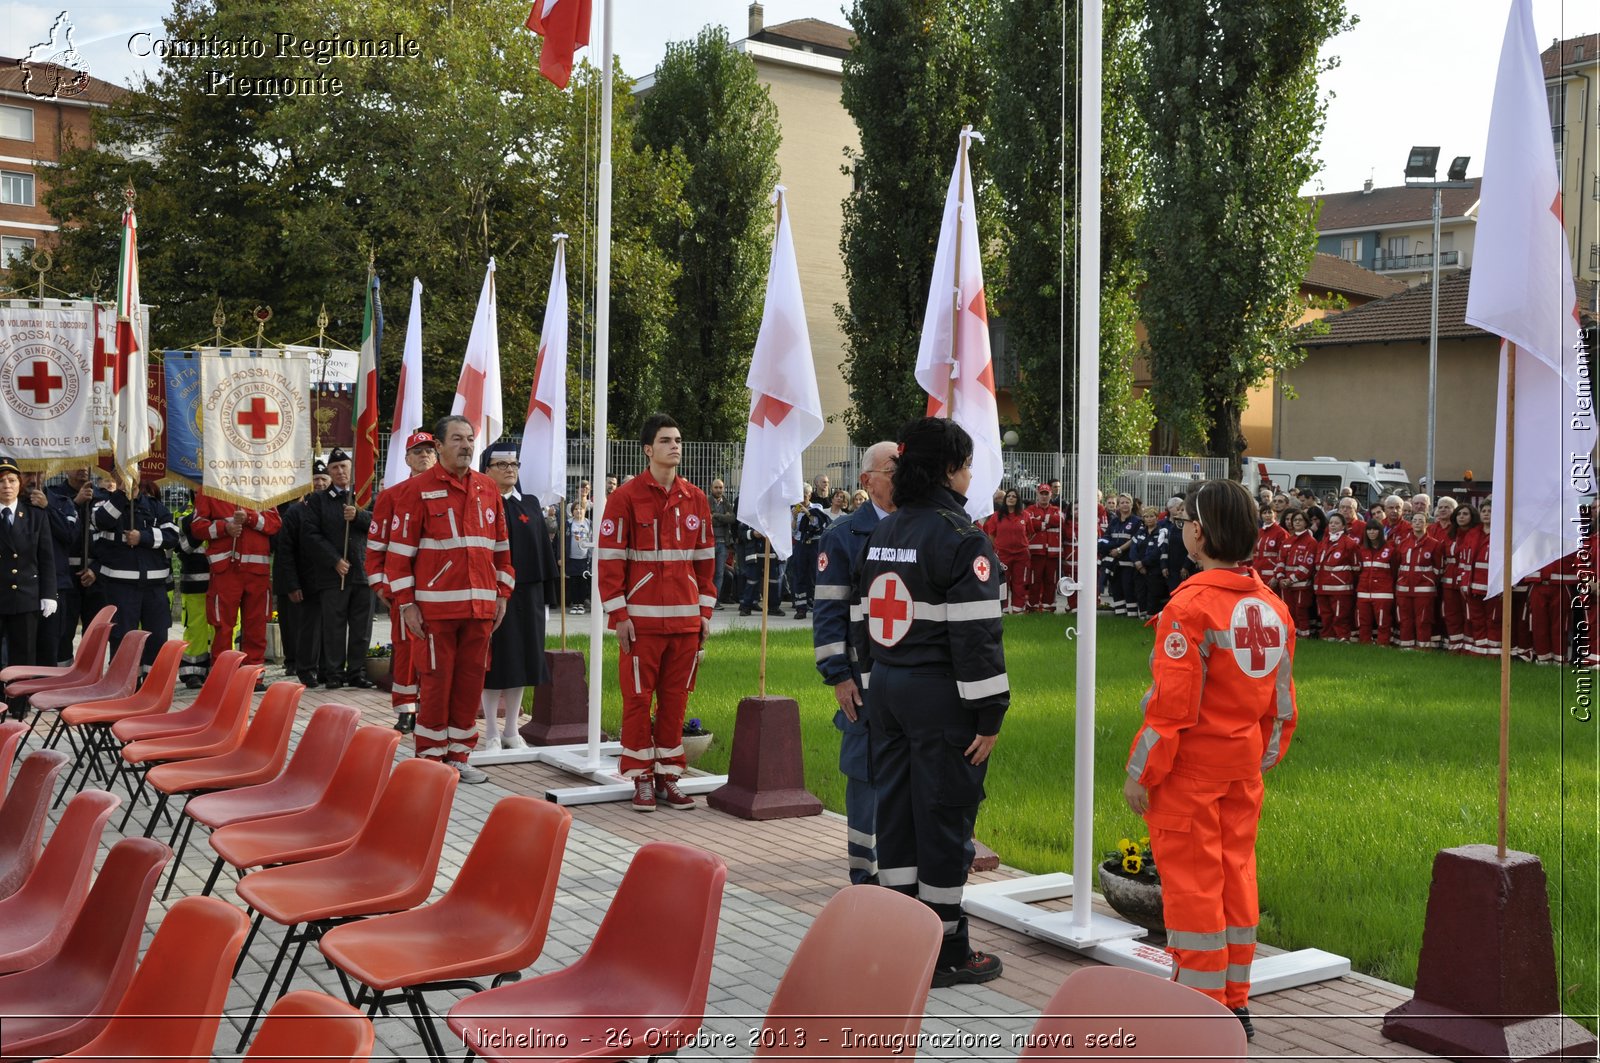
[812,441,897,885]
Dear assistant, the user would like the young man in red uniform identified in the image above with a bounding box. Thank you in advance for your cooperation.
[365,430,438,732]
[1023,484,1062,611]
[597,413,716,811]
[384,416,513,785]
[192,488,282,683]
[1252,505,1289,593]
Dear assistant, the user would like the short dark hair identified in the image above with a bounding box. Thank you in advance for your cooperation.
[1184,479,1258,564]
[433,414,472,441]
[891,417,973,508]
[640,412,680,448]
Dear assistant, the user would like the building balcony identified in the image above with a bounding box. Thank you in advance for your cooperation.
[1374,250,1461,273]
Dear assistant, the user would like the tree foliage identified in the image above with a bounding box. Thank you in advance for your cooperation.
[1137,0,1352,470]
[635,26,781,441]
[986,0,1152,455]
[42,0,687,440]
[836,0,996,445]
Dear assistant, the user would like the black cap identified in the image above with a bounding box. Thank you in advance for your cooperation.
[312,459,328,476]
[480,441,518,472]
[0,457,19,477]
[328,448,351,465]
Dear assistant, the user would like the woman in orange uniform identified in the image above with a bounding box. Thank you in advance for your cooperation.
[1123,480,1297,1041]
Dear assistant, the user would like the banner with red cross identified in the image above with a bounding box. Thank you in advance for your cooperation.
[199,350,312,508]
[0,305,99,473]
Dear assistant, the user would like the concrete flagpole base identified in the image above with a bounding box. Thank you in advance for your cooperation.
[1382,845,1597,1062]
[522,650,589,746]
[707,695,822,820]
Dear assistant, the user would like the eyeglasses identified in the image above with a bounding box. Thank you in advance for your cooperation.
[1171,517,1191,530]
[488,460,521,470]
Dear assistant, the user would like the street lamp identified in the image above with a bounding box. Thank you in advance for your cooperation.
[1404,146,1473,498]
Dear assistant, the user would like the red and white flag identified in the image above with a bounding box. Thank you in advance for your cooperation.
[110,204,149,481]
[450,258,503,467]
[521,236,569,502]
[352,271,381,508]
[1464,0,1588,596]
[737,189,823,560]
[915,126,1002,521]
[525,0,592,90]
[382,278,426,491]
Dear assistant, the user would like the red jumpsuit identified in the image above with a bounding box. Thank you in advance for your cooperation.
[1277,531,1317,637]
[1126,567,1297,1009]
[1313,534,1357,641]
[1442,529,1476,652]
[1465,527,1496,655]
[1023,502,1062,610]
[365,489,418,717]
[597,473,716,779]
[193,493,281,666]
[1396,537,1443,649]
[983,511,1031,613]
[1355,543,1399,646]
[1529,552,1576,664]
[383,464,514,763]
[1252,522,1290,592]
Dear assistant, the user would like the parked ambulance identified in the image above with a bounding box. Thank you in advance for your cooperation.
[1242,456,1413,506]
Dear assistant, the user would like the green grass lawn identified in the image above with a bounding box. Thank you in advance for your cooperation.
[548,616,1599,1027]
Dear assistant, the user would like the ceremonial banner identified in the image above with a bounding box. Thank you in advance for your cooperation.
[200,351,312,507]
[0,304,98,472]
[163,350,203,487]
[137,358,166,485]
[450,257,503,466]
[521,238,568,502]
[110,205,150,481]
[383,279,425,491]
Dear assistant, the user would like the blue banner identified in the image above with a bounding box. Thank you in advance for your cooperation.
[163,350,202,487]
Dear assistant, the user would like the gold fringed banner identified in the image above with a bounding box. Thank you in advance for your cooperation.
[199,350,314,509]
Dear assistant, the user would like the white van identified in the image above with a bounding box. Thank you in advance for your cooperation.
[1241,457,1413,507]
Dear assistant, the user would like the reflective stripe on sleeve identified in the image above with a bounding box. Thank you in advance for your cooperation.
[814,584,850,600]
[602,596,627,613]
[956,673,1009,700]
[815,641,846,662]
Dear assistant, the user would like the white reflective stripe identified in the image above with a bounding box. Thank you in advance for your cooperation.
[421,534,498,551]
[97,501,122,519]
[602,596,627,613]
[1168,929,1226,951]
[446,742,476,753]
[369,541,390,555]
[947,599,1002,621]
[497,569,516,587]
[1175,967,1227,990]
[847,828,877,847]
[447,726,478,739]
[630,572,654,596]
[858,670,870,690]
[626,603,702,618]
[99,566,158,580]
[912,602,946,621]
[878,866,917,887]
[1225,925,1257,944]
[655,743,685,758]
[236,554,271,565]
[848,856,879,871]
[1227,964,1253,983]
[391,684,419,697]
[814,584,850,600]
[917,881,963,905]
[414,587,500,603]
[848,603,865,621]
[618,548,714,562]
[389,576,416,592]
[413,722,449,740]
[597,548,628,560]
[620,744,655,761]
[367,574,386,588]
[388,542,418,557]
[631,656,641,694]
[956,673,1009,700]
[815,641,846,662]
[420,490,447,500]
[698,595,717,609]
[1357,592,1394,600]
[253,512,268,531]
[494,540,509,552]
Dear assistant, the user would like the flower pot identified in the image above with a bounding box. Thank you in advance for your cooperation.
[1098,860,1164,933]
[365,656,393,691]
[264,622,282,664]
[682,732,713,766]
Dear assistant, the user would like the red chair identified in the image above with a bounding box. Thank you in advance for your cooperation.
[162,702,356,901]
[202,725,402,899]
[446,842,729,1063]
[0,719,26,797]
[242,990,375,1062]
[320,796,573,1061]
[54,639,185,805]
[232,757,459,1048]
[32,629,148,753]
[39,894,251,1061]
[0,605,113,686]
[0,788,121,974]
[1017,965,1250,1061]
[111,649,245,746]
[139,680,301,840]
[0,749,69,900]
[115,663,262,832]
[0,837,171,1060]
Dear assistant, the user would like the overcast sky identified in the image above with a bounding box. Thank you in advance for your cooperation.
[2,0,1594,195]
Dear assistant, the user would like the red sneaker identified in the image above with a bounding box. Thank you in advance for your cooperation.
[631,774,656,813]
[654,774,696,810]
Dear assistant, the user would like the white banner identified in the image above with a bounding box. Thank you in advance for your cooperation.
[0,304,98,471]
[200,351,311,508]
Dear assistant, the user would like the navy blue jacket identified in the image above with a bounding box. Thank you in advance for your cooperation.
[92,489,177,583]
[813,502,881,687]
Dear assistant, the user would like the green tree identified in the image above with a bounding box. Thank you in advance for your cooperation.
[636,26,781,440]
[1137,0,1352,471]
[837,0,997,445]
[986,0,1152,455]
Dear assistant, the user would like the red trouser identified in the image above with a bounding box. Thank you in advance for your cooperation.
[1511,589,1533,660]
[1316,592,1353,640]
[1027,552,1057,609]
[414,616,492,763]
[391,623,418,711]
[1442,587,1467,650]
[1146,772,1264,1009]
[1000,554,1028,612]
[1529,584,1567,663]
[209,567,270,665]
[1283,586,1313,636]
[1356,596,1393,645]
[1397,593,1436,648]
[1465,592,1502,654]
[619,632,700,779]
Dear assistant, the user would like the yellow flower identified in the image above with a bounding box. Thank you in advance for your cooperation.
[1122,854,1143,875]
[1138,836,1151,850]
[1118,837,1138,858]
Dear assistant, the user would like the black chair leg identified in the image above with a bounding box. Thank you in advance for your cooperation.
[141,792,169,839]
[234,910,265,977]
[117,769,150,832]
[238,921,297,1051]
[406,988,449,1063]
[161,816,200,901]
[202,856,227,898]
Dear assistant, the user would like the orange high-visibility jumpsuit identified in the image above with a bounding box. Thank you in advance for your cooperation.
[1126,567,1298,1009]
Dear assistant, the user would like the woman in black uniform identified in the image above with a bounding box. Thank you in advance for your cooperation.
[851,417,1009,989]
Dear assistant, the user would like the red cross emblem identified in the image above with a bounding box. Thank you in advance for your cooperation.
[1230,597,1285,677]
[750,393,792,427]
[816,552,828,574]
[865,571,913,647]
[235,397,280,440]
[973,556,991,582]
[16,360,63,405]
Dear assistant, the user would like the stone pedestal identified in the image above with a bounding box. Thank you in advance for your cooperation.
[707,695,822,820]
[1383,845,1597,1062]
[522,650,589,746]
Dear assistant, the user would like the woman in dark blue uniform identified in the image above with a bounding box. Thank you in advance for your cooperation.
[850,417,1008,989]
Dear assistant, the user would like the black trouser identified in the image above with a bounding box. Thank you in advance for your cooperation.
[276,593,300,673]
[870,662,987,968]
[319,582,373,681]
[740,556,781,612]
[41,583,73,665]
[104,579,169,671]
[297,591,324,679]
[2,610,38,715]
[57,577,98,664]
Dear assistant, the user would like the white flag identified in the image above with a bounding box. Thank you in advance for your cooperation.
[111,206,150,481]
[450,258,503,467]
[737,189,823,561]
[914,126,1003,521]
[1464,0,1589,596]
[383,278,426,491]
[521,237,569,502]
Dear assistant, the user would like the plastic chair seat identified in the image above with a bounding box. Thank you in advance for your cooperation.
[0,750,69,900]
[60,640,185,727]
[146,682,300,795]
[0,789,121,974]
[183,704,359,831]
[242,990,374,1061]
[0,721,27,797]
[110,651,245,744]
[26,631,149,713]
[1018,965,1250,1061]
[119,664,261,767]
[1,609,114,691]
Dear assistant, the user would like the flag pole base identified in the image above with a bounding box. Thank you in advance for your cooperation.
[522,650,589,745]
[705,695,822,820]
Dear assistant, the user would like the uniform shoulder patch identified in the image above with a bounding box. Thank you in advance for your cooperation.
[817,552,828,574]
[1163,631,1188,658]
[973,555,991,582]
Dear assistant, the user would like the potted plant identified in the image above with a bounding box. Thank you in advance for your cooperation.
[264,609,282,664]
[365,643,393,690]
[1098,835,1163,933]
[681,717,713,766]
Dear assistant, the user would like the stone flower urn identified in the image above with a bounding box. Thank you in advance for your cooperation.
[1098,859,1164,933]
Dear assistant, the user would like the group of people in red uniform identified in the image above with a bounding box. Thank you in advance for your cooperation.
[982,482,1074,613]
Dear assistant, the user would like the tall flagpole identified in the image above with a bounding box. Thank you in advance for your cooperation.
[945,129,970,416]
[585,0,613,771]
[1497,344,1514,859]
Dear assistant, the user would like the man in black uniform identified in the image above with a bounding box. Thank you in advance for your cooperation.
[92,477,176,674]
[47,466,102,662]
[302,449,373,690]
[849,418,1008,989]
[0,459,55,716]
[276,461,329,686]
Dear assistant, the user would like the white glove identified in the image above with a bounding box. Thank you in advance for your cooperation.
[41,599,57,618]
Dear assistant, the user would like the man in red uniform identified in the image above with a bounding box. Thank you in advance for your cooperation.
[192,488,282,686]
[384,416,513,785]
[597,413,716,812]
[1529,550,1576,664]
[365,430,438,732]
[1023,484,1062,611]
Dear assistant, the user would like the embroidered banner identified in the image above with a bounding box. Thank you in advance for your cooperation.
[0,304,98,472]
[163,351,203,487]
[200,350,311,508]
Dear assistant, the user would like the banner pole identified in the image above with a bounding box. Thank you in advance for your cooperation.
[759,544,770,697]
[945,129,969,417]
[559,502,568,648]
[1497,344,1515,860]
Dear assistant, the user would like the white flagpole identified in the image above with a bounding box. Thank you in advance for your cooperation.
[585,0,614,771]
[1072,0,1102,936]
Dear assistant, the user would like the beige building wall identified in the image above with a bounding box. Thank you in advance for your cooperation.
[1275,337,1500,481]
[1552,55,1599,283]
